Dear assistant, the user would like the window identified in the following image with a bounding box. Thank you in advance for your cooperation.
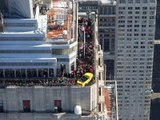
[99,88,102,96]
[135,16,139,19]
[104,39,110,52]
[54,100,62,112]
[0,100,3,112]
[128,11,132,14]
[143,7,147,10]
[143,0,147,3]
[0,69,4,78]
[120,0,125,3]
[142,12,147,15]
[150,16,155,19]
[128,7,133,10]
[135,7,140,10]
[150,0,155,3]
[23,100,30,112]
[99,72,101,80]
[135,0,140,3]
[128,0,133,3]
[98,103,102,112]
[119,7,125,10]
[150,7,155,10]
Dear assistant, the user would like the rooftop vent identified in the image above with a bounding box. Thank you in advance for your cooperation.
[74,105,82,115]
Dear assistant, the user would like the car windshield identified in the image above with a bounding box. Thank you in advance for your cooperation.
[80,75,88,82]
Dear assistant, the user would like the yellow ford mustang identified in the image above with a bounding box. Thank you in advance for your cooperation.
[77,72,93,87]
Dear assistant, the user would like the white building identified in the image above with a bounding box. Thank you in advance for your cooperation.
[0,0,78,78]
[114,0,156,120]
[0,0,108,120]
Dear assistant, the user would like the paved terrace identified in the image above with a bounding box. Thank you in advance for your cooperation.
[47,0,73,40]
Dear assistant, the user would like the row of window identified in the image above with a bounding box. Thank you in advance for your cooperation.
[0,100,62,112]
[119,11,155,15]
[52,46,76,55]
[4,23,37,27]
[0,50,50,54]
[119,0,155,4]
[118,37,154,41]
[99,7,116,15]
[118,16,155,20]
[119,6,155,10]
[99,18,115,22]
[117,78,151,82]
[99,33,115,37]
[0,37,43,41]
[0,62,55,66]
[118,19,154,24]
[118,24,155,28]
[0,68,55,78]
[99,28,115,33]
[99,23,115,27]
[79,6,98,12]
[121,28,154,33]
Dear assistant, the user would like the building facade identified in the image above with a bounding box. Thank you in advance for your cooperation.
[0,0,78,77]
[98,1,116,80]
[114,0,156,120]
[0,0,109,120]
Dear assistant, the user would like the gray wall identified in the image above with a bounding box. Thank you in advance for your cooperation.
[0,113,95,120]
[0,84,97,113]
[0,0,33,18]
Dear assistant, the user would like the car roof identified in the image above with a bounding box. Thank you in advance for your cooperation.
[84,72,93,77]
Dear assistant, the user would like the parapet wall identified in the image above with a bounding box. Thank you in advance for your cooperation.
[0,84,97,113]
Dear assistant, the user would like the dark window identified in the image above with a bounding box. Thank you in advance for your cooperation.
[98,58,101,66]
[38,69,43,77]
[21,69,26,78]
[0,100,3,112]
[54,100,62,112]
[16,69,21,78]
[0,69,4,78]
[105,60,114,80]
[71,62,75,71]
[23,100,30,112]
[99,88,102,96]
[99,72,101,80]
[98,103,101,112]
[104,39,110,52]
[49,69,54,77]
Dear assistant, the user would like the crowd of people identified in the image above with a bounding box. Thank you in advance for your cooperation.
[0,78,75,88]
[74,17,94,78]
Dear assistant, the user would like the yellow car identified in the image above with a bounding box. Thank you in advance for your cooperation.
[77,72,93,87]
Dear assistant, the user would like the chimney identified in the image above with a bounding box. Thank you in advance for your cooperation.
[0,12,3,32]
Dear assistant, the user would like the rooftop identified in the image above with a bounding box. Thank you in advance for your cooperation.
[0,13,96,87]
[104,81,119,120]
[47,0,73,40]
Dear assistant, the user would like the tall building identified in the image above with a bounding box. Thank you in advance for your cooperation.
[155,0,160,39]
[115,0,156,120]
[98,1,116,80]
[0,0,117,120]
[152,0,160,92]
[150,0,160,120]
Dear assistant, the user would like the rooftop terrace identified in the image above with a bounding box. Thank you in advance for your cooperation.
[47,0,73,40]
[0,12,96,88]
